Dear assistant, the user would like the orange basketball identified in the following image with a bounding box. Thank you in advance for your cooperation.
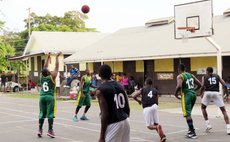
[81,5,90,14]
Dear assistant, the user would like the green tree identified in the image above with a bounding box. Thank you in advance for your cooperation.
[11,10,97,56]
[0,39,15,71]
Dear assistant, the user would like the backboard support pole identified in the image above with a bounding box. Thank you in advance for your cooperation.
[205,37,223,118]
[205,37,222,93]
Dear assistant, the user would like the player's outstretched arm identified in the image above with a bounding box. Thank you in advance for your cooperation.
[219,76,228,95]
[96,90,109,142]
[193,75,201,91]
[51,52,61,81]
[174,75,182,100]
[133,90,142,105]
[199,76,205,98]
[43,52,51,69]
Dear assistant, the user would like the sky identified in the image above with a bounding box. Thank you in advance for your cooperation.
[0,0,230,33]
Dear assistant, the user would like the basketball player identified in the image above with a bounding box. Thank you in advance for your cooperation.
[73,68,96,121]
[200,67,230,134]
[174,63,201,139]
[96,64,130,142]
[37,52,61,138]
[133,78,166,142]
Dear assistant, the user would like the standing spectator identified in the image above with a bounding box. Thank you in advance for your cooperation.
[92,71,97,87]
[226,76,230,89]
[129,76,136,94]
[1,71,6,92]
[112,73,116,81]
[6,71,13,91]
[116,72,122,83]
[55,72,61,97]
[121,73,129,94]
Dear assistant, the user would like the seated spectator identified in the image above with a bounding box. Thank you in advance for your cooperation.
[66,65,80,88]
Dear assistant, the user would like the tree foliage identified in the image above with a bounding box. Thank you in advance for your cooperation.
[0,32,15,71]
[8,10,97,56]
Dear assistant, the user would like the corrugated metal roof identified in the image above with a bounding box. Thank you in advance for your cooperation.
[64,15,230,64]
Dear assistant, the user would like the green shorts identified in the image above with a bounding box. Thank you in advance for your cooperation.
[39,95,55,119]
[76,91,91,107]
[181,92,197,117]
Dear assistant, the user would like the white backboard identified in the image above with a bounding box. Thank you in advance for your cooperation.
[174,0,213,39]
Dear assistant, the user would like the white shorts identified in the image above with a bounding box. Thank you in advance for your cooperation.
[202,91,224,107]
[143,104,159,126]
[105,118,130,142]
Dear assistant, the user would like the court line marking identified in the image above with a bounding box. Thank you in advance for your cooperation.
[0,105,192,137]
[16,126,83,142]
[0,107,152,141]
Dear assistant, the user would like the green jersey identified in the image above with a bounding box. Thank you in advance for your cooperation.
[181,72,196,95]
[40,75,55,96]
[82,75,92,93]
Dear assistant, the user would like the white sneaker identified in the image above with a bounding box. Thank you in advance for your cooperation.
[227,127,230,135]
[206,124,212,132]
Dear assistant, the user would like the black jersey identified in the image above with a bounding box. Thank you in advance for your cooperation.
[98,80,130,124]
[204,74,220,91]
[141,87,158,108]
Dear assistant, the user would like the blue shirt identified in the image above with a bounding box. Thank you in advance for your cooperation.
[70,68,79,76]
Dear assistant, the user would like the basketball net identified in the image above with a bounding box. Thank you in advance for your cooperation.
[177,27,195,43]
[180,30,189,43]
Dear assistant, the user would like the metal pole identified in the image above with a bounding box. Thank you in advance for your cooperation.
[205,37,222,80]
[26,59,28,91]
[205,37,222,117]
[28,8,31,38]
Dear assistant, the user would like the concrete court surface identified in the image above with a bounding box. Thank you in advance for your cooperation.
[0,94,230,142]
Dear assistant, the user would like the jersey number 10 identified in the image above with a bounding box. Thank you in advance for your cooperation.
[114,93,125,109]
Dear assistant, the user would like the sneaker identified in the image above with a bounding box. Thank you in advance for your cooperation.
[186,131,197,139]
[47,130,55,138]
[73,115,79,122]
[206,124,212,132]
[37,129,42,138]
[227,127,230,135]
[80,115,89,120]
[156,125,166,142]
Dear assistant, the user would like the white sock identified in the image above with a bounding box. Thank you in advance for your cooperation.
[227,124,230,129]
[205,120,210,125]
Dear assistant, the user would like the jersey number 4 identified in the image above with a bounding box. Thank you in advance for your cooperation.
[114,93,126,109]
[147,91,153,98]
[42,82,49,92]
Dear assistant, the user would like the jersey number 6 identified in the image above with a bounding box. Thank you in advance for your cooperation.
[42,82,49,92]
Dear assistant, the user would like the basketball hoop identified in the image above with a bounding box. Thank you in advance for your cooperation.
[177,27,195,42]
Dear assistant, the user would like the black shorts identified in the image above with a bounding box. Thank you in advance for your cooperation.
[124,85,129,90]
[1,82,6,86]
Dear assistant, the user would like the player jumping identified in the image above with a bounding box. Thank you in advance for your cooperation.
[37,52,61,138]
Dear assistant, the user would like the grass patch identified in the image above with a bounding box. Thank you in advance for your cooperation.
[4,92,40,99]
